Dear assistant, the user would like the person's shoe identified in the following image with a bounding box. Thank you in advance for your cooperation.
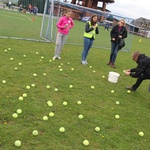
[126,86,135,91]
[81,61,86,65]
[111,63,116,68]
[107,62,111,65]
[53,56,57,60]
[84,60,88,64]
[57,57,61,60]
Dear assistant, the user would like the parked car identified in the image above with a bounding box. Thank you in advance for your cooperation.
[81,16,91,22]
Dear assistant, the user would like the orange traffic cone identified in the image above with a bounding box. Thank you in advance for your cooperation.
[32,18,35,22]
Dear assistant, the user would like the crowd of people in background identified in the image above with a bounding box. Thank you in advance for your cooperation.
[28,4,38,15]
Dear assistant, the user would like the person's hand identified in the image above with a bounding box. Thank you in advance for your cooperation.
[124,70,131,76]
[64,24,69,28]
[93,24,98,29]
[118,35,122,38]
[112,38,115,41]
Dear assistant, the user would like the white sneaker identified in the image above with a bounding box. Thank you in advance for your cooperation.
[57,57,61,60]
[53,56,57,60]
[81,61,86,65]
[84,60,88,64]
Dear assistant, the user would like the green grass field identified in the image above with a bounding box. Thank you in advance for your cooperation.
[0,9,150,150]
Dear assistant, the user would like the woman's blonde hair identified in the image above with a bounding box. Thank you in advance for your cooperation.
[119,19,126,26]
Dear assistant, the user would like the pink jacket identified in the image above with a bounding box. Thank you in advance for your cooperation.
[57,16,74,35]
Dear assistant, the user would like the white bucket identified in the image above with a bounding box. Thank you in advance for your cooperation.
[108,72,120,83]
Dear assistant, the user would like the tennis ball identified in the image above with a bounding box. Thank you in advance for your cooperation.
[12,113,18,118]
[116,101,120,105]
[32,130,38,136]
[58,65,61,68]
[31,84,35,87]
[69,85,73,88]
[14,67,18,70]
[59,127,65,132]
[93,70,96,73]
[111,90,114,93]
[8,48,11,50]
[49,60,52,62]
[63,101,67,106]
[46,85,50,89]
[115,115,120,119]
[26,86,30,89]
[43,73,46,76]
[83,140,89,146]
[102,75,105,78]
[95,127,100,132]
[49,112,54,117]
[78,114,83,119]
[41,56,44,59]
[33,73,37,77]
[127,90,131,93]
[14,140,21,147]
[18,62,22,65]
[22,93,27,97]
[89,66,92,68]
[36,52,39,54]
[10,57,14,60]
[43,116,48,121]
[47,101,53,107]
[123,70,126,73]
[139,132,144,137]
[60,63,63,66]
[54,88,58,91]
[60,68,63,71]
[77,101,82,105]
[2,80,6,84]
[23,55,26,57]
[71,68,74,70]
[91,86,94,89]
[5,49,7,52]
[67,62,70,64]
[19,96,23,101]
[16,109,22,114]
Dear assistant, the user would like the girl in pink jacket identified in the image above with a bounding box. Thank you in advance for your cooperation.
[53,9,74,60]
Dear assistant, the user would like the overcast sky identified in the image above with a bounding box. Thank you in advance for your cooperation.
[99,0,149,19]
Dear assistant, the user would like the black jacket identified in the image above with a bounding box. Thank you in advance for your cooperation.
[110,25,127,43]
[130,54,150,78]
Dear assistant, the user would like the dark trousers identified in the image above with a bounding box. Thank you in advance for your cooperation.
[132,74,150,90]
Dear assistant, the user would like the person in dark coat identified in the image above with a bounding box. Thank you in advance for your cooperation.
[125,51,150,91]
[107,19,127,68]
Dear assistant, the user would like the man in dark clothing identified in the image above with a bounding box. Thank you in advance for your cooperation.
[125,51,150,91]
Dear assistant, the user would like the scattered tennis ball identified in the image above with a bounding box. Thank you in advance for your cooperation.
[16,109,22,114]
[123,70,126,73]
[47,102,53,107]
[67,62,70,64]
[127,90,131,93]
[116,101,120,105]
[54,88,58,92]
[43,73,46,76]
[36,52,39,54]
[33,73,37,77]
[32,130,38,136]
[60,68,63,71]
[14,140,21,147]
[2,80,6,84]
[19,96,23,101]
[111,90,114,93]
[23,55,26,57]
[89,66,92,68]
[14,67,18,70]
[41,56,44,59]
[102,75,105,78]
[10,57,14,60]
[49,112,54,117]
[63,101,67,106]
[139,132,144,137]
[58,65,61,68]
[93,70,96,73]
[59,127,65,132]
[95,127,100,132]
[22,93,27,97]
[115,115,120,119]
[5,49,7,52]
[60,63,63,66]
[49,60,52,62]
[69,85,73,88]
[83,140,89,146]
[43,116,48,121]
[71,68,74,70]
[26,86,30,89]
[18,62,22,65]
[31,84,35,87]
[46,85,50,89]
[12,113,18,118]
[91,86,94,89]
[8,48,11,50]
[78,114,83,119]
[77,101,82,105]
